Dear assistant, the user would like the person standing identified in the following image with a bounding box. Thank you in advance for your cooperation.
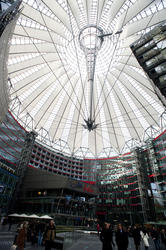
[115,223,129,250]
[97,223,100,236]
[160,228,166,247]
[151,226,161,250]
[16,221,28,250]
[132,225,141,250]
[140,228,149,250]
[8,217,13,231]
[36,221,46,246]
[43,220,56,250]
[100,222,114,250]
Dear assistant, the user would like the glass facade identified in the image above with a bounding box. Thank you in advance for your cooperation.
[0,111,26,169]
[19,186,96,226]
[0,111,25,214]
[0,161,18,214]
[0,115,165,223]
[0,1,21,29]
[27,133,166,224]
[131,21,166,106]
[93,153,148,224]
[152,130,166,220]
[29,142,85,181]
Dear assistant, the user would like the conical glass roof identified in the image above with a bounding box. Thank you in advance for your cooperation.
[8,0,166,158]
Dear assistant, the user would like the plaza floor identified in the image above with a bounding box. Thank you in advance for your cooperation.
[0,224,165,250]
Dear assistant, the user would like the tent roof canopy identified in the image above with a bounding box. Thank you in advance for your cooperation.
[8,0,166,158]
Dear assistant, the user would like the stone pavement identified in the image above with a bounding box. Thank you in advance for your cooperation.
[68,233,166,250]
[0,225,166,250]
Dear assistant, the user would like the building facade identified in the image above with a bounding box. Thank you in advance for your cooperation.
[130,21,166,106]
[17,166,97,226]
[0,111,25,214]
[0,111,166,224]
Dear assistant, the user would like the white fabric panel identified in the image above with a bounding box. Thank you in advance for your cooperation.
[86,0,93,24]
[59,77,82,143]
[82,0,88,24]
[112,69,160,126]
[97,0,106,24]
[95,129,105,156]
[115,64,156,94]
[8,55,44,73]
[67,0,80,29]
[97,75,119,151]
[13,25,64,45]
[49,77,77,140]
[10,66,50,93]
[117,47,132,57]
[67,81,85,152]
[122,0,154,26]
[8,53,60,74]
[14,74,55,98]
[118,56,141,68]
[108,0,126,25]
[42,16,68,39]
[119,35,141,48]
[32,85,66,129]
[21,80,56,114]
[93,83,104,155]
[22,2,45,25]
[7,0,166,158]
[112,82,142,141]
[34,74,75,129]
[9,43,58,54]
[22,3,67,39]
[42,0,71,31]
[121,9,166,39]
[93,78,101,128]
[9,65,49,86]
[148,8,166,27]
[104,74,126,151]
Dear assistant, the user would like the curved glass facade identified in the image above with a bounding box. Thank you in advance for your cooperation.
[0,111,165,223]
[28,131,166,223]
[0,111,26,169]
[0,111,25,213]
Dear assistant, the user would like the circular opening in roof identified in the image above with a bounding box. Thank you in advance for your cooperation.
[79,25,104,52]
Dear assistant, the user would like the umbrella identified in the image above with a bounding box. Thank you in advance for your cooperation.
[28,214,40,219]
[8,213,20,217]
[40,215,53,219]
[20,214,29,218]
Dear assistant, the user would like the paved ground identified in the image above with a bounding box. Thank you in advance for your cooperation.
[0,225,166,250]
[68,233,166,250]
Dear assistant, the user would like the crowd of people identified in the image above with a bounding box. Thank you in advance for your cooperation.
[6,218,166,250]
[11,219,56,250]
[98,222,166,250]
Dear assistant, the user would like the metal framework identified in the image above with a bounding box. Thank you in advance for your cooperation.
[9,91,166,159]
[9,130,37,212]
[7,0,166,158]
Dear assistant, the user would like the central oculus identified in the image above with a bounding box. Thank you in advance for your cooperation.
[79,25,104,52]
[79,25,104,131]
